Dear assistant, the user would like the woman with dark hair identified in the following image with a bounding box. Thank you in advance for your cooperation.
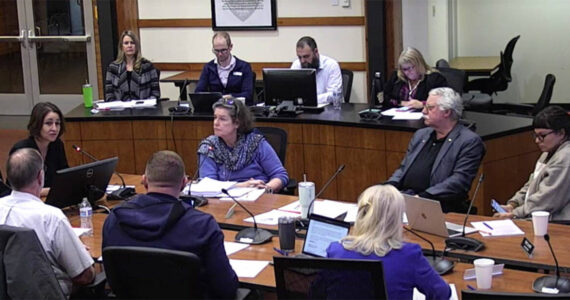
[495,105,570,220]
[105,30,160,101]
[383,47,447,109]
[197,99,288,192]
[326,185,450,299]
[10,102,68,194]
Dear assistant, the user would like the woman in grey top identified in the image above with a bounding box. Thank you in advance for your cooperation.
[495,105,570,221]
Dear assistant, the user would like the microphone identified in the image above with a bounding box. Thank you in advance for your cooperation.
[181,146,212,208]
[297,165,346,228]
[532,234,570,294]
[445,173,485,252]
[404,227,454,275]
[72,145,135,200]
[221,188,273,245]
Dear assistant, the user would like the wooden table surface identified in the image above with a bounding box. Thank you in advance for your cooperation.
[449,56,500,76]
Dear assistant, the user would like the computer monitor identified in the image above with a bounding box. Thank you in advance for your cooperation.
[263,68,317,107]
[45,157,119,208]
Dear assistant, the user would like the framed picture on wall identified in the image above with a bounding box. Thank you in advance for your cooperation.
[211,0,277,31]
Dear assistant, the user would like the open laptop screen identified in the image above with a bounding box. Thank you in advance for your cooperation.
[302,214,351,257]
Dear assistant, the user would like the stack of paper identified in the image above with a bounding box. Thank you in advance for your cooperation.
[277,200,357,219]
[95,98,157,110]
[471,219,525,237]
[185,177,237,197]
[381,107,423,120]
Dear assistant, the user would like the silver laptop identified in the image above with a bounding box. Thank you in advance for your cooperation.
[299,214,351,257]
[404,195,477,238]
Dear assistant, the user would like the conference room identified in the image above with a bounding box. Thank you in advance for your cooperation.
[1,0,570,299]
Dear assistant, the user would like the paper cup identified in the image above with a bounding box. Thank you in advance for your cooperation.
[532,211,550,236]
[298,182,315,218]
[474,258,494,289]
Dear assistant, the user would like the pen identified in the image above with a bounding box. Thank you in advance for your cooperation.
[483,222,494,230]
[273,247,288,256]
[467,284,476,290]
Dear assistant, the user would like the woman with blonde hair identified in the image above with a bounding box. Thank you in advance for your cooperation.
[326,185,450,299]
[104,30,160,101]
[383,47,447,109]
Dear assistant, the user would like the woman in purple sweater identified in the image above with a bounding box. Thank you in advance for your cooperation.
[326,184,451,299]
[197,99,288,192]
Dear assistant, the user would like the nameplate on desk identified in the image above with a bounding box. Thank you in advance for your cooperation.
[521,237,534,258]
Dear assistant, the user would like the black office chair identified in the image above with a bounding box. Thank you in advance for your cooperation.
[461,289,570,299]
[256,127,297,195]
[0,225,105,299]
[341,69,354,103]
[492,74,556,117]
[436,67,467,94]
[103,246,203,299]
[274,256,387,299]
[436,58,450,68]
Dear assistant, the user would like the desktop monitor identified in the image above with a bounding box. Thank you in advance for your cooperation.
[263,68,317,107]
[45,157,119,208]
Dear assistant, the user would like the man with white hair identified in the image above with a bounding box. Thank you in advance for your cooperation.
[386,87,486,213]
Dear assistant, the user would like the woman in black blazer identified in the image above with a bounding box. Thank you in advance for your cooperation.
[383,47,447,109]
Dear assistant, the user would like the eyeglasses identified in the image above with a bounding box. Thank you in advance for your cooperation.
[424,104,438,111]
[532,130,555,142]
[212,48,229,54]
[216,98,239,115]
[401,65,415,72]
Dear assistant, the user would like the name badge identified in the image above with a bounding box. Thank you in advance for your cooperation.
[233,71,242,76]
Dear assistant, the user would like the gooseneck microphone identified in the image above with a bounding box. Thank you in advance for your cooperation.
[182,146,212,207]
[445,173,485,252]
[532,234,570,294]
[72,145,135,200]
[221,188,273,245]
[404,227,454,275]
[297,165,346,228]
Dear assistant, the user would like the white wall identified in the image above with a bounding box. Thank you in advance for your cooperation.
[138,0,367,103]
[402,0,429,61]
[456,0,570,103]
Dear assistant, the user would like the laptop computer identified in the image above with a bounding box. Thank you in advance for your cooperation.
[188,92,223,113]
[298,214,351,258]
[404,194,478,238]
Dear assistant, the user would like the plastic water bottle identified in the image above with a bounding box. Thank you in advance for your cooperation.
[79,197,93,236]
[332,90,343,110]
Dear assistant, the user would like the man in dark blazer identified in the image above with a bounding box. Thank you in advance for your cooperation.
[386,87,485,212]
[195,31,254,105]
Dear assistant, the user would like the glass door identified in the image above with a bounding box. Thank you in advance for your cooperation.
[0,0,98,115]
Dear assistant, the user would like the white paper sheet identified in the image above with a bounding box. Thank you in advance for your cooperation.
[244,209,300,225]
[184,177,237,197]
[229,259,269,278]
[471,219,524,237]
[224,241,249,256]
[95,98,157,110]
[392,112,423,120]
[413,284,458,300]
[72,227,91,237]
[219,188,265,202]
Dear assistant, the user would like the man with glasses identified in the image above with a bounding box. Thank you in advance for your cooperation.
[291,36,342,105]
[0,148,95,297]
[386,87,485,213]
[195,31,254,105]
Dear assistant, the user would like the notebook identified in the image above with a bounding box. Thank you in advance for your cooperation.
[299,214,351,258]
[188,92,223,113]
[404,195,478,238]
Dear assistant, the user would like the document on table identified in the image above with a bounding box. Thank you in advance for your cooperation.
[95,98,157,110]
[72,227,91,237]
[381,107,423,120]
[244,209,300,225]
[219,187,265,202]
[471,219,524,237]
[106,184,135,193]
[278,200,356,219]
[224,241,249,256]
[184,177,237,197]
[229,259,269,278]
[413,284,458,300]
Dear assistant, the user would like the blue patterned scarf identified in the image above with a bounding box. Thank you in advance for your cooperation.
[197,131,264,171]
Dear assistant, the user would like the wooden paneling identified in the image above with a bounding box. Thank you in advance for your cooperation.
[115,0,139,35]
[167,139,200,175]
[385,0,402,73]
[133,140,169,174]
[81,121,133,140]
[304,145,337,199]
[335,147,386,202]
[302,124,335,145]
[334,126,385,150]
[483,130,536,162]
[256,122,303,144]
[384,130,413,152]
[284,144,304,187]
[82,140,135,173]
[132,120,166,139]
[385,151,405,181]
[138,17,365,28]
[154,62,366,73]
[63,122,82,140]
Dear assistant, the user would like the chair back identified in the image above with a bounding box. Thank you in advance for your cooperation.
[256,126,287,164]
[436,67,467,94]
[0,225,65,299]
[436,59,450,68]
[341,69,354,103]
[462,289,569,299]
[273,256,387,300]
[503,35,520,66]
[103,246,202,299]
[532,74,556,115]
